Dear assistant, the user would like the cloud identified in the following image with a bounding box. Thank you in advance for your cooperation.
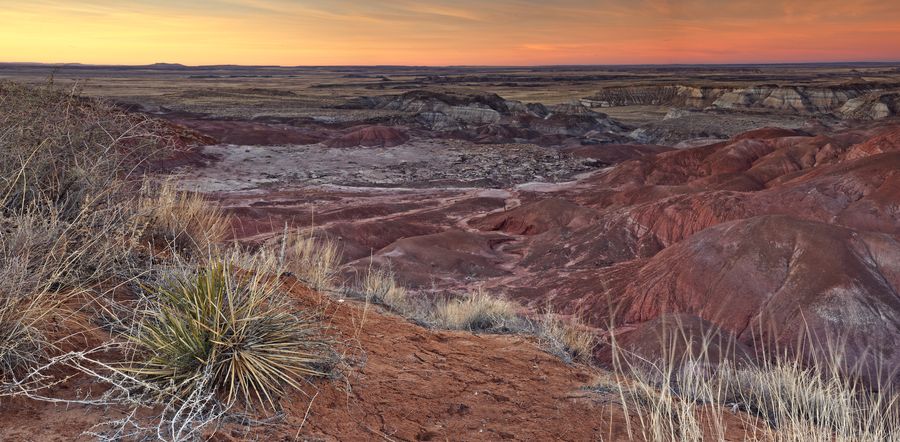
[1,0,899,65]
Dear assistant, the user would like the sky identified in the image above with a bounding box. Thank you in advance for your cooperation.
[1,0,899,66]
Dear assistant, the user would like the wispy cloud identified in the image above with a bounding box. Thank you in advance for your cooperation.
[1,0,899,65]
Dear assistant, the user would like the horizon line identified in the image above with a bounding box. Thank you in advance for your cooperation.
[2,61,900,69]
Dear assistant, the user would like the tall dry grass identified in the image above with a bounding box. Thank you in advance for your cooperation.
[601,321,900,442]
[277,231,342,291]
[138,181,232,255]
[361,266,409,310]
[537,312,596,364]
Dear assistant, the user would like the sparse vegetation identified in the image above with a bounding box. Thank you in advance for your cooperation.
[3,73,899,441]
[601,326,900,442]
[361,266,409,311]
[139,181,232,255]
[129,260,327,408]
[279,231,342,291]
[0,82,337,438]
[537,313,596,364]
[431,288,525,332]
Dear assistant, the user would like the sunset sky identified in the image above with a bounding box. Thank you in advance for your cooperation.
[1,0,899,66]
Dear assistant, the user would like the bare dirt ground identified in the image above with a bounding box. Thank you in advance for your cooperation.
[1,281,761,441]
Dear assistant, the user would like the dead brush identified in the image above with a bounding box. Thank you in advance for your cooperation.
[537,312,596,364]
[0,80,171,219]
[138,181,232,256]
[128,259,329,409]
[431,287,525,332]
[603,321,900,442]
[276,231,342,291]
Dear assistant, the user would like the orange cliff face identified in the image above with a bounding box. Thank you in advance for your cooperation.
[1,1,899,65]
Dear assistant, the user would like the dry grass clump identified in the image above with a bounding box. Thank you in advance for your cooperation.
[279,232,342,291]
[603,328,900,442]
[0,293,55,382]
[361,266,409,311]
[537,314,596,364]
[129,260,328,408]
[431,288,524,332]
[138,181,232,255]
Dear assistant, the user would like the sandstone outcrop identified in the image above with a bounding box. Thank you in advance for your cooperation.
[840,91,900,120]
[587,84,885,116]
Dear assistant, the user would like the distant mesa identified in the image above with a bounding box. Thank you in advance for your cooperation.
[584,84,900,119]
[147,62,188,69]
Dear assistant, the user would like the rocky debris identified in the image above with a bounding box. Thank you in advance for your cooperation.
[176,139,602,192]
[343,91,630,144]
[324,125,410,148]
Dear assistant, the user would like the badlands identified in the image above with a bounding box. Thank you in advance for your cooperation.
[1,63,900,440]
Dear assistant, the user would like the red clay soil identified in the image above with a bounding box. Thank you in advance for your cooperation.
[210,282,757,441]
[199,121,900,386]
[0,280,759,441]
[325,125,410,148]
[465,122,900,385]
[172,118,327,145]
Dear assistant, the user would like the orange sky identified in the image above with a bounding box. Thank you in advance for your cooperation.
[2,1,899,65]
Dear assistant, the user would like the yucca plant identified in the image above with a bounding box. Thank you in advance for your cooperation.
[130,261,326,409]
